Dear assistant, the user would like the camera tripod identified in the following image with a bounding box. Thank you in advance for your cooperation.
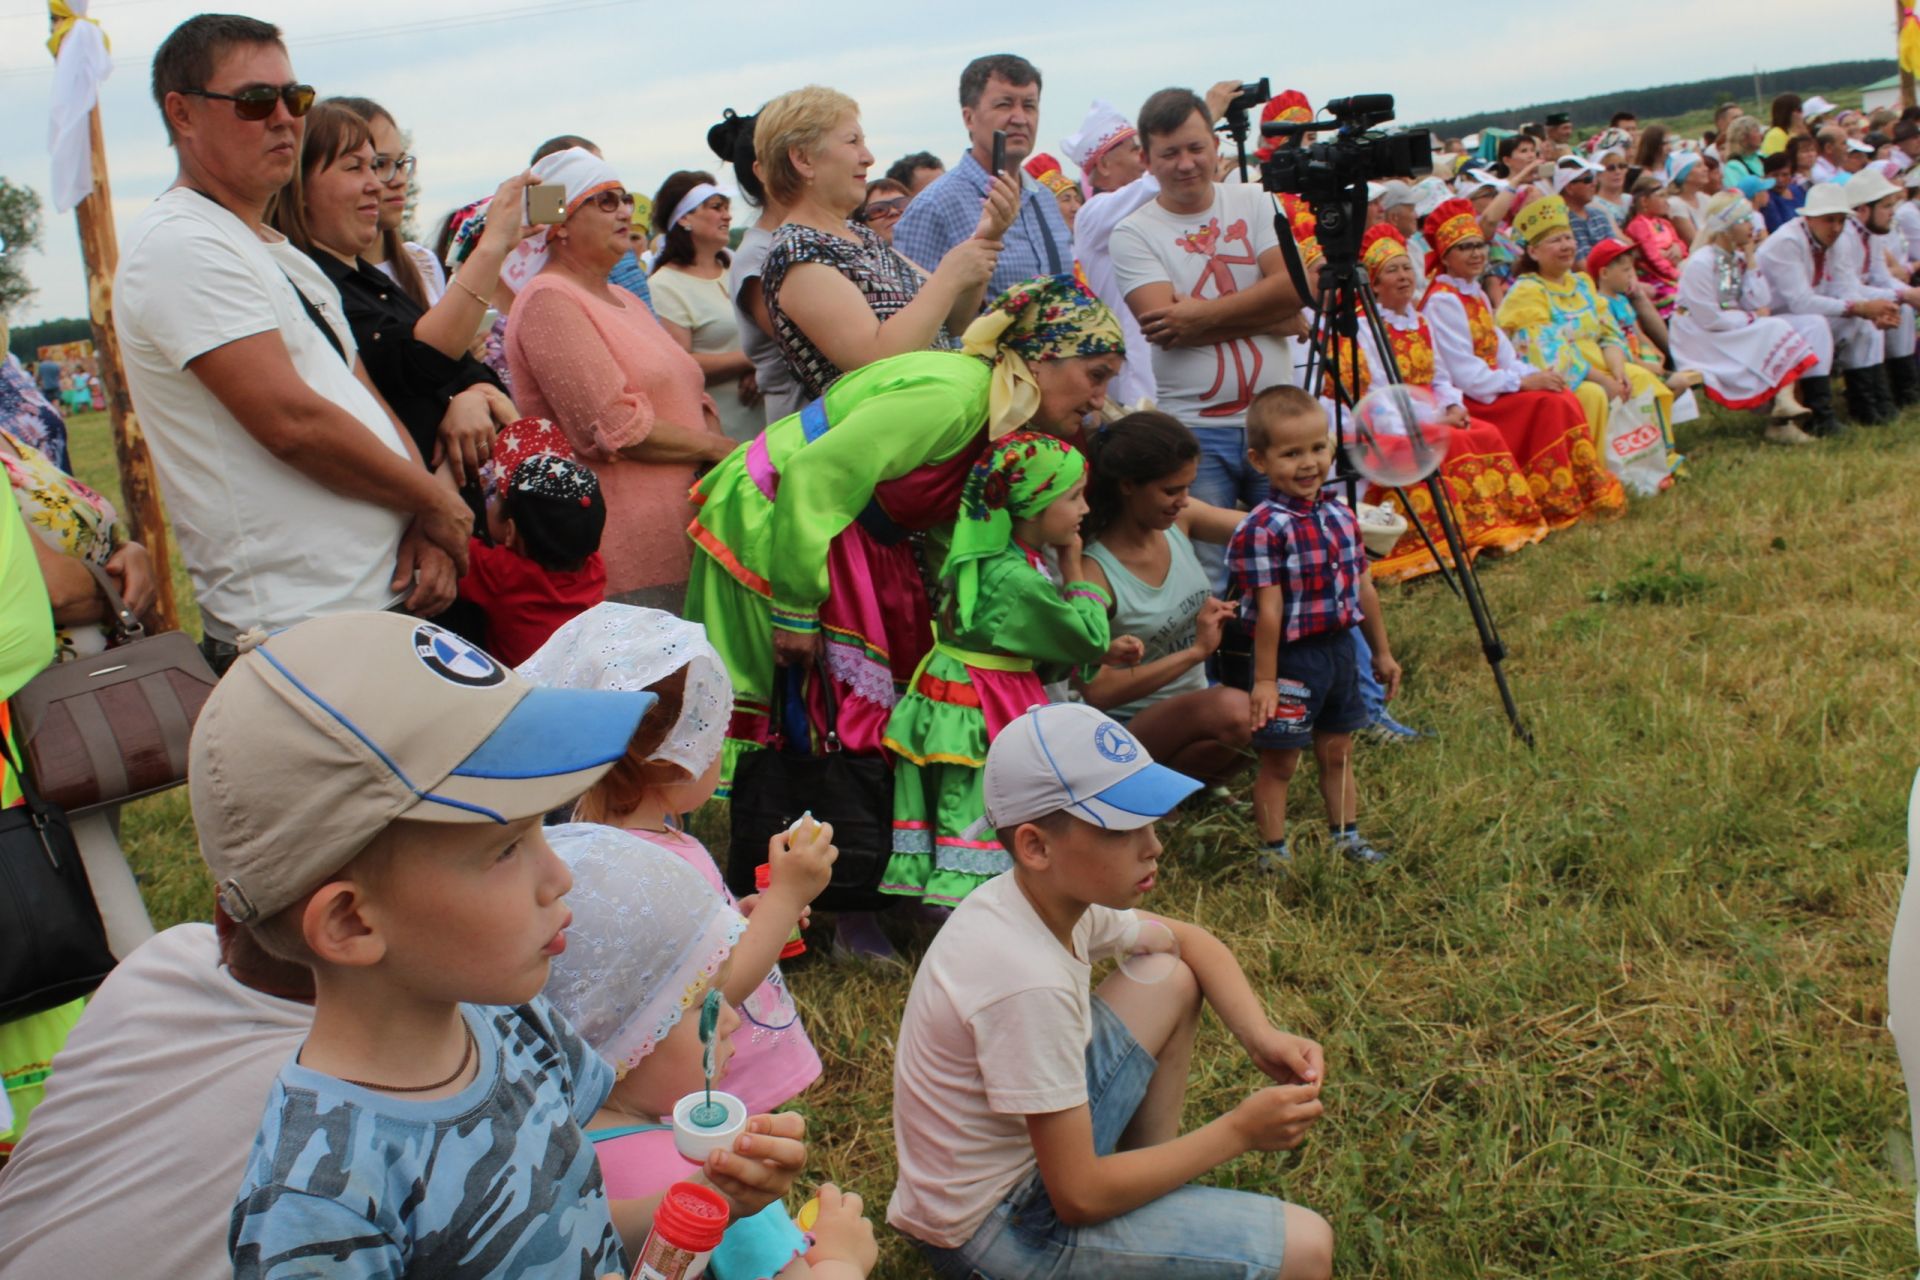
[1275,189,1535,748]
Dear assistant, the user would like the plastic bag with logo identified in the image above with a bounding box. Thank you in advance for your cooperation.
[1601,388,1674,498]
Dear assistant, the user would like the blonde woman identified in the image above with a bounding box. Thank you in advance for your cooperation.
[756,85,1018,398]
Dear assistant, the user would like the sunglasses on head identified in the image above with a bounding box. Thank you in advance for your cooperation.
[589,188,637,214]
[182,82,315,121]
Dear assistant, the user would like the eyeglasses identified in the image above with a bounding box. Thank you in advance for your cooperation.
[371,154,417,183]
[858,196,907,223]
[1452,240,1489,253]
[181,82,315,121]
[589,189,637,214]
[1601,163,1627,172]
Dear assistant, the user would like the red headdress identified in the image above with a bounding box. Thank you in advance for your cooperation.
[1023,152,1078,198]
[1421,197,1484,277]
[1360,223,1410,283]
[1254,89,1314,161]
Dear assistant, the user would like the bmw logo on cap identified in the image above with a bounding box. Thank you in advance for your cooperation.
[1094,721,1139,764]
[413,624,507,688]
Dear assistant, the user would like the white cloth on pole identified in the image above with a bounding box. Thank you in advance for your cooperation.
[47,0,112,214]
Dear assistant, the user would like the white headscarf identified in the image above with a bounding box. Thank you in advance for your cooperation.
[1693,190,1755,250]
[541,824,745,1077]
[515,604,731,777]
[498,146,626,293]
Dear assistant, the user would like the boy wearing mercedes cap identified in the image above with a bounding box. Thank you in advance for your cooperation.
[888,701,1334,1279]
[200,613,806,1278]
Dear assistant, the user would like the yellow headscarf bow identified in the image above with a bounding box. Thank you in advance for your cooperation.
[958,274,1125,440]
[47,0,108,58]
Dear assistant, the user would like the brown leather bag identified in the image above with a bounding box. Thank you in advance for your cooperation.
[13,561,217,816]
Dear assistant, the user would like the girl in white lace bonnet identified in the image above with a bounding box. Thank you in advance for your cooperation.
[540,824,877,1279]
[517,604,834,1115]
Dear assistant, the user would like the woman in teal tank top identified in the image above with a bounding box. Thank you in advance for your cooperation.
[1078,412,1253,786]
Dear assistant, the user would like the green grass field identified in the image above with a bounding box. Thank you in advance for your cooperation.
[65,394,1920,1277]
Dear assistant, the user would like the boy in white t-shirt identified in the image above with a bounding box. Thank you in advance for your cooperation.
[888,702,1334,1279]
[1111,87,1310,591]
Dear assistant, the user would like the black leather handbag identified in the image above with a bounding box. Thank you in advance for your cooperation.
[727,668,894,913]
[0,727,117,1021]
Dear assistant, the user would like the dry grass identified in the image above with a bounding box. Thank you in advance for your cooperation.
[78,402,1920,1279]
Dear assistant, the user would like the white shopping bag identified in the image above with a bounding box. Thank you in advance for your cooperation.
[1602,389,1673,498]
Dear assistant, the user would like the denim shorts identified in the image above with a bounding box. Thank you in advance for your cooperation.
[916,998,1292,1280]
[1247,628,1368,751]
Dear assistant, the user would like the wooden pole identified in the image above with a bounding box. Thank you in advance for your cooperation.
[70,104,179,631]
[1902,0,1918,110]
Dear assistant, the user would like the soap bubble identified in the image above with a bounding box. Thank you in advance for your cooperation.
[1344,383,1451,487]
[1118,917,1181,984]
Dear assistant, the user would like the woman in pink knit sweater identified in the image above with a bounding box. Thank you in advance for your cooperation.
[506,148,733,609]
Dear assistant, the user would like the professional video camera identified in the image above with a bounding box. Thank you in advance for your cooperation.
[1259,94,1432,267]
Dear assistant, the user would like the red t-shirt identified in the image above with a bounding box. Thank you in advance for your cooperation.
[456,538,607,667]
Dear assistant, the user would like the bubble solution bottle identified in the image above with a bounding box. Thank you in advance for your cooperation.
[630,1180,729,1280]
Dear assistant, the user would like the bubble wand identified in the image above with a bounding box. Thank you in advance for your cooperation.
[690,988,726,1128]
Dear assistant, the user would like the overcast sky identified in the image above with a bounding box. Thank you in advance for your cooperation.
[0,0,1894,324]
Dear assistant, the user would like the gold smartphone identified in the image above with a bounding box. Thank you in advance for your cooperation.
[525,183,567,225]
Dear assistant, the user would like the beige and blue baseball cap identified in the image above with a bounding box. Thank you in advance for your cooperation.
[983,703,1201,831]
[190,612,654,923]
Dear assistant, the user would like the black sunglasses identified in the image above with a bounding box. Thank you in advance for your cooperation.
[182,82,316,121]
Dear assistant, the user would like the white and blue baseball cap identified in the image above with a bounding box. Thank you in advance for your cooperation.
[191,612,655,922]
[984,703,1202,831]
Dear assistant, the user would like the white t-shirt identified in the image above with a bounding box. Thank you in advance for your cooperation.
[1110,182,1296,431]
[887,872,1137,1248]
[115,187,412,641]
[649,265,762,443]
[0,924,311,1276]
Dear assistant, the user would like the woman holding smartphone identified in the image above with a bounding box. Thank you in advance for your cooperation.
[275,101,529,488]
[506,147,732,610]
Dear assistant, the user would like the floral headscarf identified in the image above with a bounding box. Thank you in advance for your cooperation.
[959,274,1125,440]
[942,430,1086,626]
[541,823,745,1078]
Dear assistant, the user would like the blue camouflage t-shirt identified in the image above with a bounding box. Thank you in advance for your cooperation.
[229,998,622,1279]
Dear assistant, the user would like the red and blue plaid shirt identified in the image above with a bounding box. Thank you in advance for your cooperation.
[1227,493,1366,643]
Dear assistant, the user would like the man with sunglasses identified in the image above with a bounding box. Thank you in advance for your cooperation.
[115,14,472,674]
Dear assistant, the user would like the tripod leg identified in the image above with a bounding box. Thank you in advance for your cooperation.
[1423,474,1535,748]
[1389,486,1461,597]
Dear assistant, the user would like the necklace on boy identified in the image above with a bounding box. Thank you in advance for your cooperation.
[339,1019,476,1094]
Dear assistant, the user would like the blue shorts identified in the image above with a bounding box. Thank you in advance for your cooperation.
[1248,628,1368,751]
[916,998,1293,1280]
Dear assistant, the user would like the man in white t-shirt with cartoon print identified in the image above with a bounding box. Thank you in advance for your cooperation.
[1111,86,1310,590]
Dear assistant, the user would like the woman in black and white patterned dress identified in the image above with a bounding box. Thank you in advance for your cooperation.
[755,85,1018,400]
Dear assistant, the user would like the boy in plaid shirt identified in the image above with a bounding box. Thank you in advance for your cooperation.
[1226,387,1401,867]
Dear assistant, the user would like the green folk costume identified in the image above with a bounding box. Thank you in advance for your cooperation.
[879,433,1113,907]
[684,275,1128,792]
[686,350,993,787]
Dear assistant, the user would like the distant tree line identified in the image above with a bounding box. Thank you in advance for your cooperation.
[1418,59,1896,138]
[8,316,92,365]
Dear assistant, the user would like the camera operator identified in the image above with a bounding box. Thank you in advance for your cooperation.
[1111,86,1309,589]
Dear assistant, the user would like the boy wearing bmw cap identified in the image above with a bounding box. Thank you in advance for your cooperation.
[202,614,805,1277]
[888,701,1334,1279]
